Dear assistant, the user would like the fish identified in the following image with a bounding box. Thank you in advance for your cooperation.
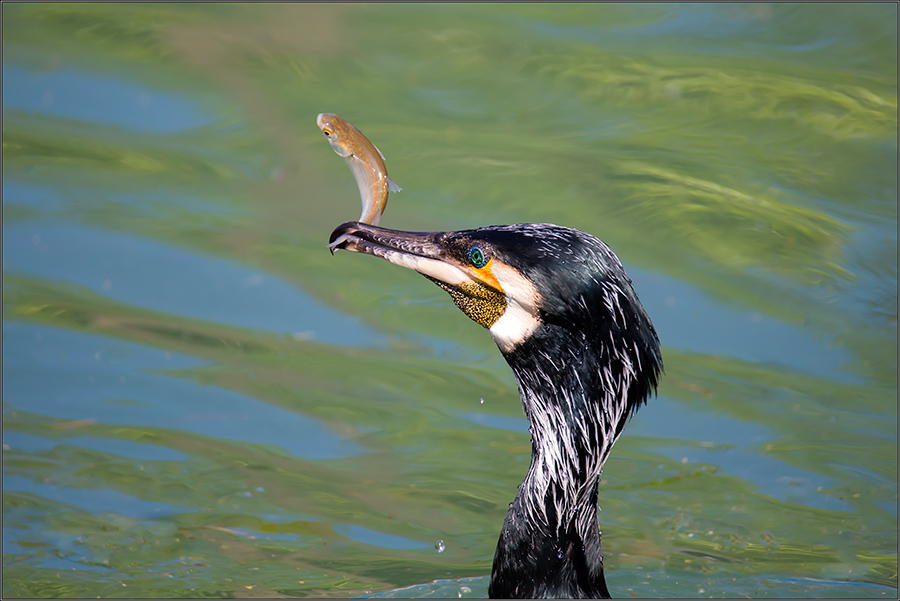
[317,113,401,227]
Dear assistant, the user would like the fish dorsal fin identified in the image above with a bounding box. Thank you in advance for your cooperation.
[373,144,387,161]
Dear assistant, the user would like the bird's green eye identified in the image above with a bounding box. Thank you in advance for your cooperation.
[468,245,489,269]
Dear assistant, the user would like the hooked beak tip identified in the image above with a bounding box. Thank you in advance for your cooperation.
[328,224,360,255]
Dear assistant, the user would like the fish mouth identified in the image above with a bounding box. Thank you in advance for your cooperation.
[328,221,474,288]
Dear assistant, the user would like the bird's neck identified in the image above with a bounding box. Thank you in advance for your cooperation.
[489,325,630,598]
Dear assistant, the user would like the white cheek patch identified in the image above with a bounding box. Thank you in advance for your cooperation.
[491,300,540,353]
[489,262,541,353]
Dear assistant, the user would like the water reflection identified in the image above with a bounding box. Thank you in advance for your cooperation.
[5,431,191,462]
[3,474,193,517]
[631,265,859,382]
[4,222,388,347]
[2,65,216,133]
[2,2,896,598]
[4,322,364,460]
[332,524,432,550]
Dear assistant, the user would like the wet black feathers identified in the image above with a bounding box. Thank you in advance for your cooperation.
[444,223,662,599]
[332,220,662,598]
[446,223,662,420]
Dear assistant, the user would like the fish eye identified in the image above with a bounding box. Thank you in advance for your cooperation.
[468,245,489,269]
[323,129,332,137]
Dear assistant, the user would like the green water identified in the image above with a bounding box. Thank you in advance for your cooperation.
[2,3,897,598]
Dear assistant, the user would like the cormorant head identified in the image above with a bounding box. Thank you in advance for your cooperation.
[329,221,662,416]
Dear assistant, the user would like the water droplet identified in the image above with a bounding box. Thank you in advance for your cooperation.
[458,585,472,597]
[479,397,485,404]
[435,540,445,553]
[557,549,564,559]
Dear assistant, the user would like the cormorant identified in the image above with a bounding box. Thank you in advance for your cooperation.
[329,221,663,599]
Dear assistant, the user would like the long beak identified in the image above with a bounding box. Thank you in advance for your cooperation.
[328,221,474,288]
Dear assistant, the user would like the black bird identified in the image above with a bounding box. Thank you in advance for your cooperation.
[329,221,662,599]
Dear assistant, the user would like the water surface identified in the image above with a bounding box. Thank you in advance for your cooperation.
[3,3,897,598]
